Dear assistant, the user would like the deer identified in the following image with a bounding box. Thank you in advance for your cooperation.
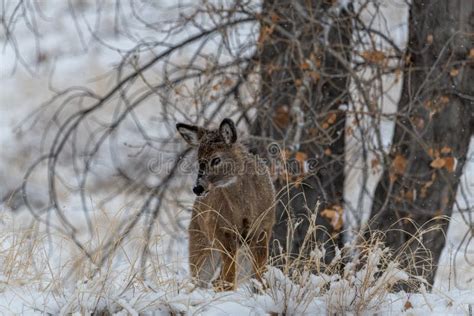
[176,118,275,291]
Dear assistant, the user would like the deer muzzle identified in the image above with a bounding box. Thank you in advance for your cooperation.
[193,175,210,197]
[193,185,205,196]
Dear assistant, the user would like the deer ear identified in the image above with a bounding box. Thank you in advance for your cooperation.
[219,118,237,144]
[176,123,203,146]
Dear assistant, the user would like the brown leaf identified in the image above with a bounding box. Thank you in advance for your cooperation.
[439,95,450,105]
[273,106,290,128]
[309,71,320,81]
[295,151,308,175]
[321,205,343,232]
[258,25,274,46]
[371,158,380,169]
[270,12,280,23]
[392,154,407,175]
[327,112,337,125]
[403,300,413,311]
[430,157,446,169]
[427,148,439,158]
[426,34,434,44]
[295,151,308,163]
[300,62,310,70]
[390,154,407,183]
[427,148,434,157]
[444,157,456,172]
[361,50,386,65]
[412,116,425,130]
[450,68,459,77]
[441,146,452,154]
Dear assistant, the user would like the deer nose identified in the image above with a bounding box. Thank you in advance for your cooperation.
[193,185,205,196]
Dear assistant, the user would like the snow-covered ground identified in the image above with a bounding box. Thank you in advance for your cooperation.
[1,206,473,315]
[0,1,473,314]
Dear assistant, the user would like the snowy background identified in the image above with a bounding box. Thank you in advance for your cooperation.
[0,0,473,314]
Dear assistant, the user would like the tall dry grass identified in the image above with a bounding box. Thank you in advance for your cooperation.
[0,187,444,314]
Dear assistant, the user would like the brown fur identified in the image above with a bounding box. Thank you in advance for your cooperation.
[177,119,275,291]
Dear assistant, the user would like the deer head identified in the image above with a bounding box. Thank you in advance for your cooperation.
[176,118,241,197]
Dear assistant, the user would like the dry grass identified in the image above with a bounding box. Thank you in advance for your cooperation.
[0,193,460,314]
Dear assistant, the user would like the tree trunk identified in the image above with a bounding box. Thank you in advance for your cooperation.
[366,0,473,287]
[253,0,352,264]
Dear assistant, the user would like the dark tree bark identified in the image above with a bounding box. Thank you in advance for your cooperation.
[253,0,352,264]
[367,0,473,287]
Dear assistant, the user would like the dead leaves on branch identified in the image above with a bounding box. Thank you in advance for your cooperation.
[269,148,309,184]
[256,12,280,48]
[281,150,308,188]
[389,146,456,184]
[389,154,407,183]
[322,112,337,130]
[430,156,456,172]
[257,24,274,48]
[360,50,387,66]
[428,146,457,173]
[424,95,449,112]
[272,99,340,131]
[268,145,345,233]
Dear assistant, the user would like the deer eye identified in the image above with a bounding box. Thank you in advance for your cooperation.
[210,157,221,167]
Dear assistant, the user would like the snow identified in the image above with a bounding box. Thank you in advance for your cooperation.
[1,209,471,315]
[0,0,473,314]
